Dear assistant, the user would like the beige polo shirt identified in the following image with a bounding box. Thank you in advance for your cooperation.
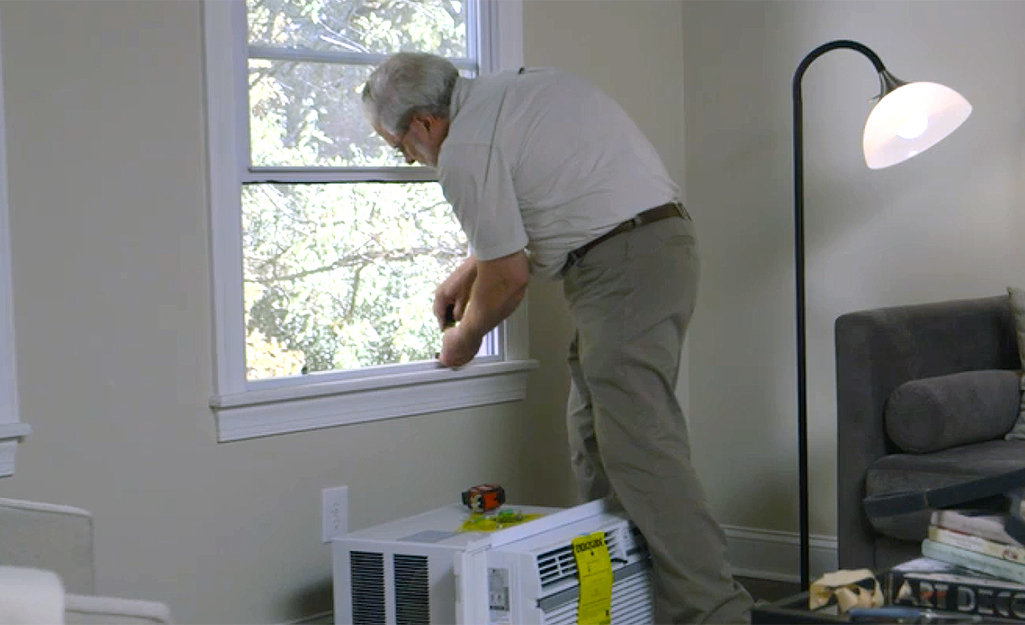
[436,68,679,280]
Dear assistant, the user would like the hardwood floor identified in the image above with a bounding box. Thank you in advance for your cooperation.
[736,576,802,603]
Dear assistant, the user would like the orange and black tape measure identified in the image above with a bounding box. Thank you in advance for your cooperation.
[461,483,506,513]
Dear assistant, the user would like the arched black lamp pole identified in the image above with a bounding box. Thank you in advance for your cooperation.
[791,33,973,591]
[792,40,898,591]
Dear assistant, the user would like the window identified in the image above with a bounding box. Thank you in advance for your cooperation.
[0,15,28,475]
[203,0,531,442]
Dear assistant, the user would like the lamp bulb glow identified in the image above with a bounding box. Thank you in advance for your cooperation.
[897,116,928,140]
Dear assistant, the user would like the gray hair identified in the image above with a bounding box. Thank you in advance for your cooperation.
[362,52,459,135]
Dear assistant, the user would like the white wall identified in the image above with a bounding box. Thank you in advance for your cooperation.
[0,0,686,622]
[681,0,1025,548]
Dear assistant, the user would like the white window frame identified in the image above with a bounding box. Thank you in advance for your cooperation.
[0,12,28,475]
[202,0,532,442]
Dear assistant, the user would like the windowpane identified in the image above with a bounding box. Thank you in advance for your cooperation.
[242,182,469,379]
[249,59,406,168]
[246,0,468,58]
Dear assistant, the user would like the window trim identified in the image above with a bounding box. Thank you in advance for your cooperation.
[0,11,28,475]
[202,0,531,443]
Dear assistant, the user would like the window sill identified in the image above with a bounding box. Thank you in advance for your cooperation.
[0,423,31,477]
[210,359,539,442]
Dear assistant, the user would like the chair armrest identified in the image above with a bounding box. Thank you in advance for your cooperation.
[65,594,172,625]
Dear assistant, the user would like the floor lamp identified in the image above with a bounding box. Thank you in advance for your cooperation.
[792,39,972,590]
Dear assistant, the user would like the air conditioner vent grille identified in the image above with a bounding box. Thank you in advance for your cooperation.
[350,551,385,625]
[394,554,430,625]
[541,567,653,625]
[537,527,622,589]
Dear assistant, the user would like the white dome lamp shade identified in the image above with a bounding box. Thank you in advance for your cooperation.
[863,69,972,169]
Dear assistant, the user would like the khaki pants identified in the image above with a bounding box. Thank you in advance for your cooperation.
[562,212,753,624]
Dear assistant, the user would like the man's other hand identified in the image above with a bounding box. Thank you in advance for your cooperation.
[433,256,477,330]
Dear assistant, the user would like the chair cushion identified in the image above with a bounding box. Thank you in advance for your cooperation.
[865,439,1025,541]
[0,566,65,625]
[885,370,1020,453]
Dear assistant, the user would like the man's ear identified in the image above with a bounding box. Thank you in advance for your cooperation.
[419,114,449,139]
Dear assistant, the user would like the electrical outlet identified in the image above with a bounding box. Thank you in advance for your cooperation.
[321,485,349,543]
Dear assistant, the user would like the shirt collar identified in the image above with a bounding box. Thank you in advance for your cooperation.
[448,76,471,122]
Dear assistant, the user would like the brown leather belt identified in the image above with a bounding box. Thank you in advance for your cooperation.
[565,202,687,269]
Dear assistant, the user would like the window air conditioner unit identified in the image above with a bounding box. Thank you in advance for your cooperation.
[332,499,653,624]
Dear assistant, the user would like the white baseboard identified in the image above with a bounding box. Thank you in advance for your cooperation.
[723,523,838,583]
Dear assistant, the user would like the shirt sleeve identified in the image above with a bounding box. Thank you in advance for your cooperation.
[437,142,529,262]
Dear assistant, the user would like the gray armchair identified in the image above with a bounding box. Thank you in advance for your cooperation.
[835,295,1024,570]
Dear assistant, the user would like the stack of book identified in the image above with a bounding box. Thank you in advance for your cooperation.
[922,508,1025,583]
[885,507,1025,620]
[886,556,1025,621]
[862,475,1025,620]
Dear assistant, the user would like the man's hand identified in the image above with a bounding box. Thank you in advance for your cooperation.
[438,325,483,368]
[433,256,478,330]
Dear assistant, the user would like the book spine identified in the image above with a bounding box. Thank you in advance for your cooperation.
[888,568,1025,621]
[931,510,1020,546]
[923,539,1025,584]
[930,526,1025,563]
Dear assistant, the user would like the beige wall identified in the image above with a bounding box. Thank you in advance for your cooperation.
[0,1,686,623]
[5,0,1020,620]
[681,0,1025,542]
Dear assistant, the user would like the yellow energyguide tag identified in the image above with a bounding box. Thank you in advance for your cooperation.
[571,531,613,625]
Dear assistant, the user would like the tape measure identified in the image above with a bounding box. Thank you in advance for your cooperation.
[461,483,506,513]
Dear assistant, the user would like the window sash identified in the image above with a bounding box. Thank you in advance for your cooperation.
[203,0,531,441]
[242,4,477,178]
[248,45,478,72]
[242,167,437,184]
[0,11,28,474]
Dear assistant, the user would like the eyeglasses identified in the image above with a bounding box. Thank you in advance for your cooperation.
[390,117,422,163]
[389,121,411,159]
